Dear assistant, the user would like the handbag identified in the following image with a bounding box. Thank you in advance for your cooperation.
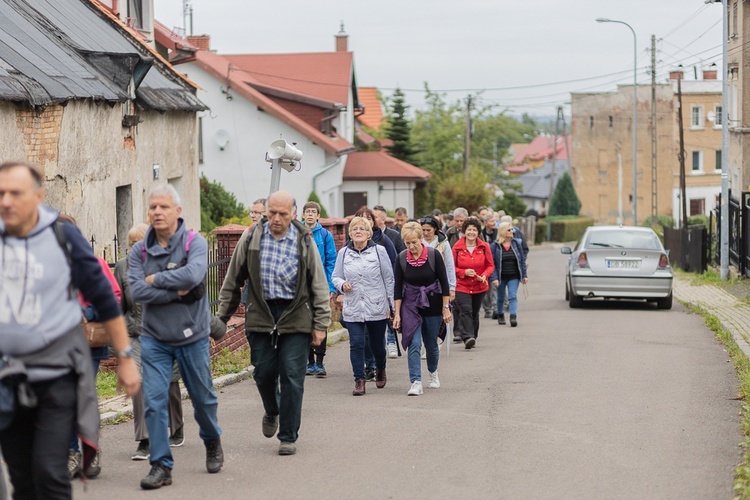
[83,318,110,348]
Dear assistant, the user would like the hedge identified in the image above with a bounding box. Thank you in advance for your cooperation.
[549,217,595,242]
[535,220,548,245]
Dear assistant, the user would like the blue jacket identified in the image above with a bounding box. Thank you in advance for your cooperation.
[490,238,528,282]
[311,222,337,293]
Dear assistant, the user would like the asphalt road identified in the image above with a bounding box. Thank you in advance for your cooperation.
[74,245,741,499]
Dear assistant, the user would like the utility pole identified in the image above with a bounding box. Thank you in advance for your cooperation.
[464,95,472,180]
[548,106,565,209]
[650,34,658,219]
[677,77,687,231]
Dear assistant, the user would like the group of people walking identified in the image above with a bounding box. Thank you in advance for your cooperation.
[0,157,529,498]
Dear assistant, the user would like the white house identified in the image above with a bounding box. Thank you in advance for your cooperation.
[157,27,429,216]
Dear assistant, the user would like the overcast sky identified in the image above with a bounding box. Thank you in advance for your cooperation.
[155,1,724,120]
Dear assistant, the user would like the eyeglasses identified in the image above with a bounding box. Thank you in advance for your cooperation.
[419,218,432,225]
[303,209,318,215]
[251,211,263,216]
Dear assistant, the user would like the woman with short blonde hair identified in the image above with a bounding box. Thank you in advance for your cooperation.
[333,215,394,396]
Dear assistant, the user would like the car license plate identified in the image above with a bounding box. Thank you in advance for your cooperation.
[607,259,639,269]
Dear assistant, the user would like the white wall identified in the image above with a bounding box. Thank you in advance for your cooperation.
[341,179,417,215]
[184,63,345,215]
[671,185,720,225]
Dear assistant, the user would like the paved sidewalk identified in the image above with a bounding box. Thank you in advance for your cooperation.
[673,273,750,360]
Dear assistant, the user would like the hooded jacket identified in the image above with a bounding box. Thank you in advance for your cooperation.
[217,219,331,334]
[129,218,210,345]
[332,240,394,322]
[310,222,337,294]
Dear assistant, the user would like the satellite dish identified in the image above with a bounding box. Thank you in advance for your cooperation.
[707,111,716,123]
[214,129,230,150]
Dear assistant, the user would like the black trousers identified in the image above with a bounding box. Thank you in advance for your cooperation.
[454,292,485,340]
[0,372,78,500]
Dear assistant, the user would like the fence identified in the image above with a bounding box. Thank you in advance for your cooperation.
[715,191,750,277]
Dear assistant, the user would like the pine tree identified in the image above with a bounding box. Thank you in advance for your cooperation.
[199,175,246,231]
[307,191,329,218]
[548,172,581,216]
[385,88,418,163]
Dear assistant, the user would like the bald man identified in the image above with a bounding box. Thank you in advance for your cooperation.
[218,191,331,457]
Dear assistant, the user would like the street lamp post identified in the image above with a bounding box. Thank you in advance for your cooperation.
[597,18,638,226]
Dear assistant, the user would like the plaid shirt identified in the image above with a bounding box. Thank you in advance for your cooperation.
[260,222,299,300]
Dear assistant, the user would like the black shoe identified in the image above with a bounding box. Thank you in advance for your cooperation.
[262,414,279,438]
[365,368,376,381]
[498,314,506,325]
[510,314,517,327]
[464,338,476,349]
[484,311,492,318]
[452,336,462,344]
[491,312,498,320]
[83,448,101,479]
[169,425,185,447]
[205,438,224,474]
[140,463,173,490]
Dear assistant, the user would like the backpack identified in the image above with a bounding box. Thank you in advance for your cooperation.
[398,246,437,275]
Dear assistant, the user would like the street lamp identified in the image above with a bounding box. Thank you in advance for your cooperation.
[596,17,638,226]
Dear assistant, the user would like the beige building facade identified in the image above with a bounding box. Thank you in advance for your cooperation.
[727,0,750,198]
[571,76,722,226]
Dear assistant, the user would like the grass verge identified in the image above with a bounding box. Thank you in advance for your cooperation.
[684,302,750,498]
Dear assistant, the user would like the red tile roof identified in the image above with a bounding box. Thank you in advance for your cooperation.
[511,135,570,166]
[223,53,353,106]
[344,151,431,181]
[153,20,198,53]
[357,87,385,130]
[188,50,355,156]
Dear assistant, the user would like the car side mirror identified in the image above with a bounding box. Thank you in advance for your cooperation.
[560,247,572,255]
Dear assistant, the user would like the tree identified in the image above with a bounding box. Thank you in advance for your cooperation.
[307,191,329,218]
[494,190,527,218]
[384,88,418,163]
[548,172,581,216]
[200,175,247,232]
[434,168,492,214]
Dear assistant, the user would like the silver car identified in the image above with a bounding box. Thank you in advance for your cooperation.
[561,226,673,309]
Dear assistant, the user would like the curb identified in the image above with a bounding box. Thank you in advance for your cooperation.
[99,328,350,425]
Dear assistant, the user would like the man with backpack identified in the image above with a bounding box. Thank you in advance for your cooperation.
[129,184,223,490]
[0,161,140,498]
[218,190,331,457]
[302,201,336,377]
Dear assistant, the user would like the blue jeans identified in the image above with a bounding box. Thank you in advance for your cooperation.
[496,278,520,316]
[407,316,441,383]
[347,320,387,380]
[247,330,310,443]
[141,335,221,469]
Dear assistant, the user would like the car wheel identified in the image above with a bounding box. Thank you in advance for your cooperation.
[565,282,570,301]
[569,290,584,308]
[656,293,673,310]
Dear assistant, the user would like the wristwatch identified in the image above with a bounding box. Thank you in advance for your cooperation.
[115,346,134,359]
[443,305,450,309]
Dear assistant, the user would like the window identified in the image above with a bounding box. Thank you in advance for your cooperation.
[690,199,705,217]
[609,116,613,128]
[715,105,723,126]
[716,149,722,171]
[733,1,739,37]
[589,116,594,128]
[691,106,703,128]
[692,150,703,171]
[115,185,133,259]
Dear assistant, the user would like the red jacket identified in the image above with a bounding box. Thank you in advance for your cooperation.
[452,237,495,294]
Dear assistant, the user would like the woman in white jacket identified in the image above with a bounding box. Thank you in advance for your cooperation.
[333,217,394,396]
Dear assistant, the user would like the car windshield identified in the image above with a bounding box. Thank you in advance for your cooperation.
[585,230,661,250]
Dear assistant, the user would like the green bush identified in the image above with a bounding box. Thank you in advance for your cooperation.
[535,220,548,244]
[688,215,709,228]
[548,172,581,216]
[549,217,594,242]
[643,214,675,229]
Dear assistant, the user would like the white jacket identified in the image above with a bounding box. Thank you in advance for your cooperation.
[332,241,394,322]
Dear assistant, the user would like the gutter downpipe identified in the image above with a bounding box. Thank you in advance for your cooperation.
[312,157,343,195]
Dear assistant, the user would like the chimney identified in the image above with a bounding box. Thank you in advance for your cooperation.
[669,70,684,81]
[187,35,210,52]
[335,22,348,52]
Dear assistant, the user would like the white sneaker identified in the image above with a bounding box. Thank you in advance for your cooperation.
[428,371,440,389]
[407,381,423,396]
[387,343,398,359]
